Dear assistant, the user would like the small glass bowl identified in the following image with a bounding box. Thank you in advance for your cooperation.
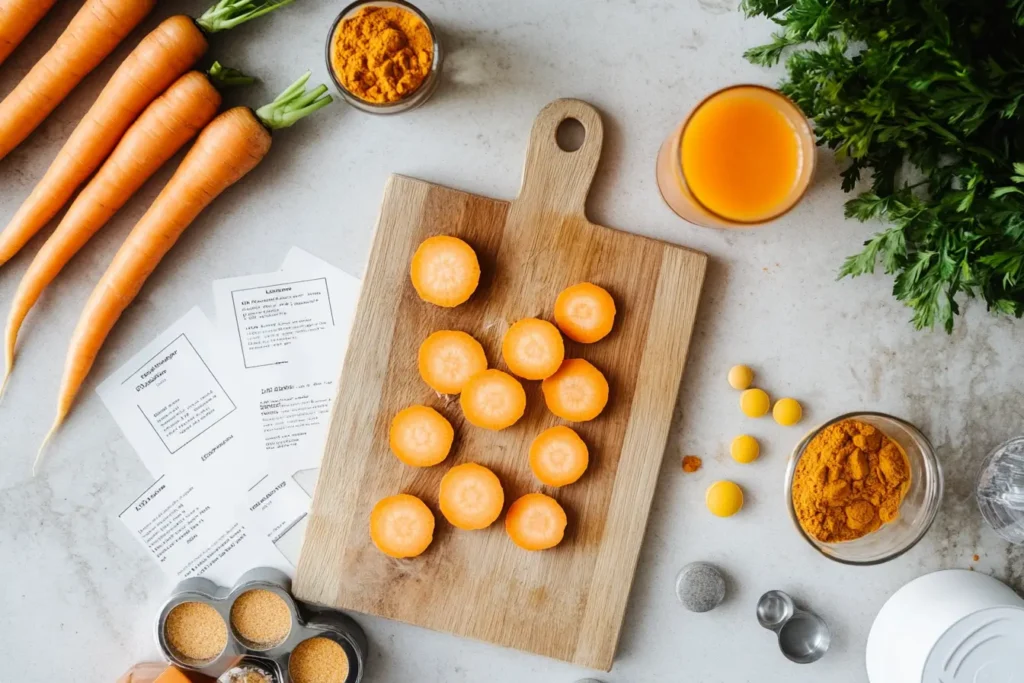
[325,0,443,115]
[784,412,943,565]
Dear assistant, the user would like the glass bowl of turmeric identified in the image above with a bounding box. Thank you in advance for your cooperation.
[785,412,943,565]
[325,0,443,114]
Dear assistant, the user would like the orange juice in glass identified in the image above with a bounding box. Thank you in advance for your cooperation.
[656,85,815,228]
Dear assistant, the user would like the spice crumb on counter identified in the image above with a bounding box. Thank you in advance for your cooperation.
[682,455,703,473]
[330,6,433,104]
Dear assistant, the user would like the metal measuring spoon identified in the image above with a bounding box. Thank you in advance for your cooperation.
[756,590,831,664]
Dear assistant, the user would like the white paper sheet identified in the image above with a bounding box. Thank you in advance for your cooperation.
[100,308,292,581]
[213,249,359,473]
[97,308,306,552]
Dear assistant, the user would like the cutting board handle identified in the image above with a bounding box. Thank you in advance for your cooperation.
[516,98,604,219]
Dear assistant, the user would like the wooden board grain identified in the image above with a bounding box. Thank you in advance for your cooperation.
[295,99,707,670]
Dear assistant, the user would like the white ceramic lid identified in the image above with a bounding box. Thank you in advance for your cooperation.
[921,605,1024,682]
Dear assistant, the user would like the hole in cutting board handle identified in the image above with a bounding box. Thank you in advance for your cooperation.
[556,117,585,152]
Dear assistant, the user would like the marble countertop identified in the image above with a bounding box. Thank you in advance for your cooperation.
[1,1,1021,682]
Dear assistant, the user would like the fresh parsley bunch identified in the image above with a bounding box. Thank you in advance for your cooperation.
[743,0,1024,330]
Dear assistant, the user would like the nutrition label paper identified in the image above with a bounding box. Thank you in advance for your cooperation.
[213,248,360,474]
[99,308,304,582]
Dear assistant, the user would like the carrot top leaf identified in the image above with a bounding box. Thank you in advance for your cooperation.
[207,61,255,88]
[255,72,333,130]
[196,0,298,33]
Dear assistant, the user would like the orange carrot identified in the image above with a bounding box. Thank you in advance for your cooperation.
[0,0,298,264]
[370,493,435,558]
[541,358,609,422]
[389,405,453,467]
[418,330,488,395]
[0,0,58,67]
[501,317,564,380]
[0,0,156,162]
[410,235,480,307]
[554,282,617,343]
[529,425,589,487]
[460,369,527,431]
[505,493,567,551]
[35,74,332,470]
[2,69,227,397]
[439,463,505,530]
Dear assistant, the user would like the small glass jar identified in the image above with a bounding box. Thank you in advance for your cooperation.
[655,84,815,228]
[325,0,443,115]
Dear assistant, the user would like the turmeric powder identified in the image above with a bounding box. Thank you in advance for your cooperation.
[330,5,434,104]
[792,419,910,543]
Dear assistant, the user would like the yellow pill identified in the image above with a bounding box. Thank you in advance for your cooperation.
[740,388,771,418]
[773,397,803,426]
[706,481,743,517]
[731,435,760,464]
[728,365,754,390]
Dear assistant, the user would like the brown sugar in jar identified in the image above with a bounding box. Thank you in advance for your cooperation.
[164,601,228,663]
[289,636,351,683]
[230,589,293,649]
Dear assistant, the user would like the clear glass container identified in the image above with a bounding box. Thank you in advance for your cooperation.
[655,85,816,228]
[977,436,1024,544]
[784,412,943,565]
[325,0,443,115]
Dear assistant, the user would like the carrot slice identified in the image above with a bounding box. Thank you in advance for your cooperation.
[541,358,609,422]
[438,462,505,530]
[505,493,567,550]
[554,282,616,343]
[369,494,435,558]
[410,235,480,307]
[460,369,526,430]
[418,330,487,394]
[529,426,589,487]
[501,318,565,380]
[389,405,454,467]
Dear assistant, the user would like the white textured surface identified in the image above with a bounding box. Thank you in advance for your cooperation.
[0,1,1022,682]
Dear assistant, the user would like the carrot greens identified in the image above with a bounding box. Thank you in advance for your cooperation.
[743,0,1024,331]
[196,0,297,34]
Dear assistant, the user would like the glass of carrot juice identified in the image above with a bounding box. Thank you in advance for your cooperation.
[656,85,816,228]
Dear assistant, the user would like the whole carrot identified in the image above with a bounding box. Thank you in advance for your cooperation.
[36,73,332,471]
[0,0,297,265]
[0,65,254,399]
[0,0,58,67]
[0,0,156,161]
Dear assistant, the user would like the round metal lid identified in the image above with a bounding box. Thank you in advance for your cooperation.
[923,606,1024,682]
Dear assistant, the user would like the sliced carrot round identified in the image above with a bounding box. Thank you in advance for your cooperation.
[541,358,609,422]
[554,282,616,343]
[505,493,567,550]
[460,369,526,430]
[529,426,589,487]
[439,462,505,530]
[410,235,480,307]
[418,330,488,394]
[501,318,565,380]
[389,405,454,467]
[369,494,435,558]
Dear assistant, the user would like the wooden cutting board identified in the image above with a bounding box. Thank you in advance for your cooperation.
[295,99,707,670]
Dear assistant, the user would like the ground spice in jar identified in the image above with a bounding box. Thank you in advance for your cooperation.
[230,589,292,648]
[289,637,350,683]
[330,5,433,104]
[164,601,228,663]
[792,419,910,543]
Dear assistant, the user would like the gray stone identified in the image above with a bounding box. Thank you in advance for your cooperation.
[675,562,727,613]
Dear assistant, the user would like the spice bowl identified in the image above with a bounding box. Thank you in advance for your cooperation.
[325,0,444,114]
[785,412,943,565]
[156,567,366,683]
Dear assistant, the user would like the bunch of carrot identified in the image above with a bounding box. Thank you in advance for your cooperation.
[0,0,334,472]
